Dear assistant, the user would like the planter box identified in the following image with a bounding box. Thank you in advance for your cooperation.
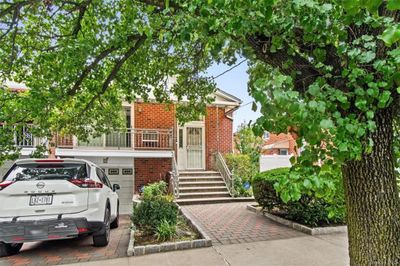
[127,206,212,256]
[247,204,347,235]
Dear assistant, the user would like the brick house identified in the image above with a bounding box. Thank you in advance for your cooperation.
[258,131,300,172]
[2,83,241,210]
[261,131,298,156]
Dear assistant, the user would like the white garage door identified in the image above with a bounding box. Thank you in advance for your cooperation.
[104,167,134,215]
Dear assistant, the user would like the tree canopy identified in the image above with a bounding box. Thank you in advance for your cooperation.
[1,0,399,164]
[1,0,400,264]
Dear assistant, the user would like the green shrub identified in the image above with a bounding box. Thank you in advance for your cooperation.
[253,167,345,227]
[225,153,257,197]
[252,167,290,210]
[132,197,179,232]
[142,181,167,201]
[285,196,345,227]
[155,219,176,241]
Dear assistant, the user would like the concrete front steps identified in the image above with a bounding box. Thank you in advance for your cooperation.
[176,171,255,205]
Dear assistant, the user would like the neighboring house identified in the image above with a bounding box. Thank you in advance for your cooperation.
[1,82,242,211]
[261,132,297,156]
[259,132,298,172]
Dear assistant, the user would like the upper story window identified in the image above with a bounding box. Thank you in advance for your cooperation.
[142,130,159,148]
[263,131,270,140]
[279,148,288,155]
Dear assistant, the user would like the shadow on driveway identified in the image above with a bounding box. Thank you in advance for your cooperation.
[0,215,130,266]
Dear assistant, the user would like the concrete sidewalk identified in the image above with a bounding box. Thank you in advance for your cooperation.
[65,233,349,266]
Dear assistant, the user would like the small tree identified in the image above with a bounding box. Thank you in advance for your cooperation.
[235,123,263,169]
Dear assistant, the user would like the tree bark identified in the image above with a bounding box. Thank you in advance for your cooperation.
[342,108,400,266]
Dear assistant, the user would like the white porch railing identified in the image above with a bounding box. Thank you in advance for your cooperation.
[215,152,234,196]
[14,126,34,147]
[13,125,45,148]
[56,128,174,150]
[170,152,180,198]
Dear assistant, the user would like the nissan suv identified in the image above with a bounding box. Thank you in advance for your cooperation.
[0,158,120,257]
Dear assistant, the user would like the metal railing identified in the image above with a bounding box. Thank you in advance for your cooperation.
[10,125,42,148]
[215,152,234,196]
[14,126,34,147]
[171,152,180,198]
[56,128,174,150]
[78,131,132,149]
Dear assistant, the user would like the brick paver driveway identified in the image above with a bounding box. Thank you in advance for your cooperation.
[181,202,305,245]
[0,215,130,266]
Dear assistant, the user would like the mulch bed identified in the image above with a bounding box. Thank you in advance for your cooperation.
[268,208,345,228]
[134,215,200,246]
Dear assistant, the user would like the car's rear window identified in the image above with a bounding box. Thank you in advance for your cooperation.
[2,163,88,182]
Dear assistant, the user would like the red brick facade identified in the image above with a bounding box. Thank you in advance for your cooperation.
[262,133,297,155]
[133,103,234,190]
[134,102,175,129]
[134,158,172,192]
[205,106,233,169]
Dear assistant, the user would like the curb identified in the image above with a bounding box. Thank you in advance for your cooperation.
[127,228,135,256]
[247,204,347,235]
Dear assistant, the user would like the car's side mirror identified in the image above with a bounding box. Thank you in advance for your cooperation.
[113,184,120,192]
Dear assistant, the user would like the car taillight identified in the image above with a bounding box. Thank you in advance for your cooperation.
[0,181,14,191]
[77,228,88,233]
[69,179,103,189]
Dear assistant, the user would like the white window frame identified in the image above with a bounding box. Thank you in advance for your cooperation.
[142,130,159,143]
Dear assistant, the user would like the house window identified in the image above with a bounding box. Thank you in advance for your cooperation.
[122,168,133,175]
[179,129,183,148]
[108,168,120,175]
[263,131,270,140]
[279,149,288,155]
[142,130,159,147]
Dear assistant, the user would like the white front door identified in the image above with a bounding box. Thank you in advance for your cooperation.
[178,122,205,170]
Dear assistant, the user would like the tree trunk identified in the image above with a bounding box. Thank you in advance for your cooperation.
[342,108,400,266]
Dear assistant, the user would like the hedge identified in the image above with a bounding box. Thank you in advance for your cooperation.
[252,168,345,227]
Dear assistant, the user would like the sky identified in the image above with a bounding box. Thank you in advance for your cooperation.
[206,61,260,132]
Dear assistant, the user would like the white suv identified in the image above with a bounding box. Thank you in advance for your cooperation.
[0,158,120,257]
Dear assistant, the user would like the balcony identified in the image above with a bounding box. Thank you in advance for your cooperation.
[56,128,174,150]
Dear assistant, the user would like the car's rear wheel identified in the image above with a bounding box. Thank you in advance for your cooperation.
[110,203,119,229]
[93,206,111,247]
[0,242,23,257]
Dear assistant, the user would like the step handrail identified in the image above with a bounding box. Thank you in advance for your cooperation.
[171,151,180,198]
[214,152,234,196]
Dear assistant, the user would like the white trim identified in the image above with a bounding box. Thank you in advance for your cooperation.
[55,148,173,158]
[214,90,242,104]
[210,100,240,107]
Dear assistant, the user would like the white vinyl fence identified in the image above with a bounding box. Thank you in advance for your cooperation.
[259,155,293,172]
